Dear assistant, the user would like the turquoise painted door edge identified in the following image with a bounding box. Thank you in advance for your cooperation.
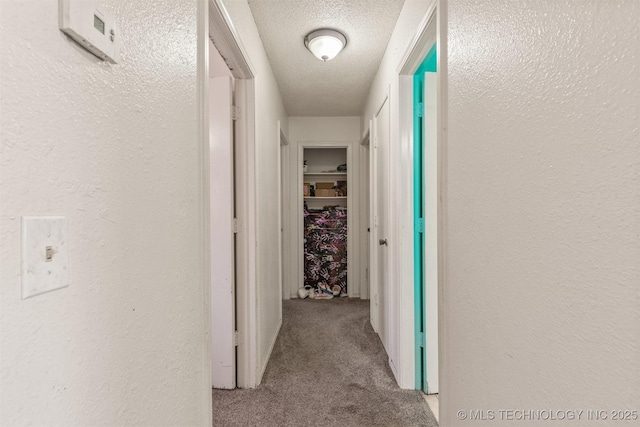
[413,44,437,391]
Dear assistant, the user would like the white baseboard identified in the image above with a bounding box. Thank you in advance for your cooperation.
[256,320,282,385]
[423,394,439,423]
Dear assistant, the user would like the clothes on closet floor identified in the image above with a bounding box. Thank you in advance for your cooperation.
[303,206,347,296]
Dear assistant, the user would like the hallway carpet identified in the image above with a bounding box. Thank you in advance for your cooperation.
[212,298,438,427]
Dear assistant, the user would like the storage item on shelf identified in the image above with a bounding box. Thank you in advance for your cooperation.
[303,206,347,295]
[315,182,335,197]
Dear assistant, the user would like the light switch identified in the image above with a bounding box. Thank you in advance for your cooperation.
[21,217,69,299]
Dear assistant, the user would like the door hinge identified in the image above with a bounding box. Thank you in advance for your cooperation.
[231,106,239,121]
[233,218,238,233]
[417,102,424,118]
[419,332,426,348]
[234,330,239,346]
[416,217,424,233]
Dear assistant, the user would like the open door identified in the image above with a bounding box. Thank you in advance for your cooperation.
[413,45,439,394]
[210,75,236,389]
[423,71,439,394]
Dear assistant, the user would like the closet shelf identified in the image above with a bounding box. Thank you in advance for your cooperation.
[304,172,347,176]
[304,196,347,200]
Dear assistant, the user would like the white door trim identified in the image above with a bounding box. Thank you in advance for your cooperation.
[359,120,372,301]
[203,0,258,390]
[196,0,212,422]
[279,122,289,302]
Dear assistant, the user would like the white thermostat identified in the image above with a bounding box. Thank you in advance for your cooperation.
[59,0,120,63]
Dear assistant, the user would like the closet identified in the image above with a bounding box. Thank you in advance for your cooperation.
[302,147,349,297]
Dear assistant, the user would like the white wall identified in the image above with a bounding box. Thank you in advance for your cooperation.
[222,0,289,386]
[364,0,640,407]
[362,0,435,389]
[441,1,639,425]
[0,1,209,425]
[287,117,362,299]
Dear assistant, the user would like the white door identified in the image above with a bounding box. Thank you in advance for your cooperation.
[210,76,236,389]
[374,97,390,352]
[280,128,288,300]
[361,141,371,301]
[424,72,439,393]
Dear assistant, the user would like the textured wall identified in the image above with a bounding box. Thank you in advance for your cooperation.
[443,0,639,425]
[222,0,289,385]
[363,0,433,128]
[0,0,207,425]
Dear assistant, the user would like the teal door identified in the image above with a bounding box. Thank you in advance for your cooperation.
[413,45,437,392]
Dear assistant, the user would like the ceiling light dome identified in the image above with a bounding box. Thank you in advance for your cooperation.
[304,29,347,62]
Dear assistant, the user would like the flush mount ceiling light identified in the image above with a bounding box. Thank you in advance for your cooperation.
[304,29,347,62]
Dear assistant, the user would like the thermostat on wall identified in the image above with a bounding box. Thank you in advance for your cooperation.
[59,0,120,63]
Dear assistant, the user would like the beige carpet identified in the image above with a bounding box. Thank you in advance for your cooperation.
[212,298,438,427]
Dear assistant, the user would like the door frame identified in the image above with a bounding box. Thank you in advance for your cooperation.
[396,0,445,400]
[201,0,258,394]
[279,123,289,301]
[297,141,357,298]
[359,122,372,302]
[396,0,447,392]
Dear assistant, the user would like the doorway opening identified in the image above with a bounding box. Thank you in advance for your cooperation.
[413,44,438,394]
[204,0,258,390]
[396,1,443,418]
[297,142,355,299]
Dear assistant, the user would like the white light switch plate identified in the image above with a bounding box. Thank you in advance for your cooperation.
[21,217,69,299]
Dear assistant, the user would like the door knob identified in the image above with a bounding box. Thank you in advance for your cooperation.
[379,238,388,246]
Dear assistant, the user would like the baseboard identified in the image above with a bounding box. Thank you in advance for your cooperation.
[256,319,282,385]
[423,394,439,423]
[389,356,401,385]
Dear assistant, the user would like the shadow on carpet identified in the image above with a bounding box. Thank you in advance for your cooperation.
[212,299,438,427]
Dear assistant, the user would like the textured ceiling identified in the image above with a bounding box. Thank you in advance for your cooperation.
[247,0,405,116]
